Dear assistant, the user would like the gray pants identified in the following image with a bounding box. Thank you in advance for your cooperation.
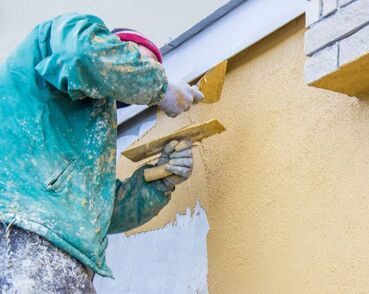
[0,223,96,293]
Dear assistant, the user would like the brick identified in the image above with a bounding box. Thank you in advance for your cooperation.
[305,0,369,55]
[339,24,369,65]
[305,44,338,84]
[306,0,322,27]
[322,0,337,16]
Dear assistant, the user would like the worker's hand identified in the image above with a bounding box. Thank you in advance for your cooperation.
[158,81,204,117]
[157,139,193,190]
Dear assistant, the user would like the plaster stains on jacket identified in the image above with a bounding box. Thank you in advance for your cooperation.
[0,13,169,277]
[0,224,96,293]
[109,165,171,234]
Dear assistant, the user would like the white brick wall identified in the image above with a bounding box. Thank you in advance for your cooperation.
[305,0,322,27]
[305,0,369,55]
[305,44,338,83]
[339,25,369,65]
[322,0,337,16]
[339,0,354,6]
[305,0,369,89]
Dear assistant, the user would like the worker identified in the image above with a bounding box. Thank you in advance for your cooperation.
[0,13,203,293]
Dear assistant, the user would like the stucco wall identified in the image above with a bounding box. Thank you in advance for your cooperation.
[119,16,369,293]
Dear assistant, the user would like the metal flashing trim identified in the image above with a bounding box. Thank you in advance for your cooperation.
[160,0,247,55]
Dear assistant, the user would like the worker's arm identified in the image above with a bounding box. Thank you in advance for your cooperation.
[35,13,167,105]
[108,140,193,233]
[108,165,172,234]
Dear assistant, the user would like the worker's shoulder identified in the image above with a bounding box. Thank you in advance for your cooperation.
[47,13,106,28]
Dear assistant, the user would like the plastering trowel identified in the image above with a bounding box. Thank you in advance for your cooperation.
[196,60,227,104]
[122,60,228,182]
[122,119,226,181]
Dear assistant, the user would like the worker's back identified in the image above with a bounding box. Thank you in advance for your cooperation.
[0,14,119,277]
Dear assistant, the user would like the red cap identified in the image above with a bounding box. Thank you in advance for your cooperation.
[115,30,163,63]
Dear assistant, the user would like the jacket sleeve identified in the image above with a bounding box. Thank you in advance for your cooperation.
[35,13,167,105]
[108,165,172,234]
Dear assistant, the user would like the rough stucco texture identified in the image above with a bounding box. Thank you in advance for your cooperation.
[119,16,369,293]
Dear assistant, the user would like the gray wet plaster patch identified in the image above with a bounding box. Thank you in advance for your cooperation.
[94,201,210,294]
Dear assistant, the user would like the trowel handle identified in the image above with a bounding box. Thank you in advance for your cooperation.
[144,165,172,182]
[144,139,192,182]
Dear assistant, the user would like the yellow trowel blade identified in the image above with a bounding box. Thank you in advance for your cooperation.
[198,60,228,104]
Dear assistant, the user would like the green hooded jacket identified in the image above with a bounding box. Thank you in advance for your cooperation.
[0,13,171,277]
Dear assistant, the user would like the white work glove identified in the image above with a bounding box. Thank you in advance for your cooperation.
[157,139,193,190]
[158,81,204,117]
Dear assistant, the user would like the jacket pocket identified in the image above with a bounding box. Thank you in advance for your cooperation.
[46,159,76,193]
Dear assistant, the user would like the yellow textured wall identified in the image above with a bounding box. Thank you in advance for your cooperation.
[119,16,369,293]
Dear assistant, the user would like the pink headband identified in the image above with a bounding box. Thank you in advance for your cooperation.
[115,31,163,63]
